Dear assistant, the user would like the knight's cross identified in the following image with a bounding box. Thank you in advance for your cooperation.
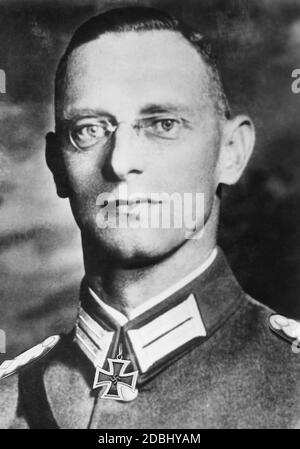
[93,355,138,400]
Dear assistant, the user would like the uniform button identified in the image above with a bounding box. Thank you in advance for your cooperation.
[120,387,139,402]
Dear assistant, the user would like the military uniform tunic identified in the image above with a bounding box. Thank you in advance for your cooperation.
[0,248,299,428]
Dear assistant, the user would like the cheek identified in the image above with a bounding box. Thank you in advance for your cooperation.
[155,131,219,195]
[64,152,103,196]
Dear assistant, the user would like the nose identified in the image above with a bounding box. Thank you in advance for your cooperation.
[103,123,144,182]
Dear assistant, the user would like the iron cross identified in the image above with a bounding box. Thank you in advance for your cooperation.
[93,353,138,400]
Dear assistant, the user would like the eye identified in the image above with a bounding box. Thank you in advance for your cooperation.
[159,119,176,132]
[146,118,182,139]
[70,122,108,149]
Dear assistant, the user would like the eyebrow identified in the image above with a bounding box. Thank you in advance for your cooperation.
[58,103,194,126]
[139,103,194,116]
[61,108,114,122]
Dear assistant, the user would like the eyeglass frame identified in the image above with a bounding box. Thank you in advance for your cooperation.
[65,114,192,151]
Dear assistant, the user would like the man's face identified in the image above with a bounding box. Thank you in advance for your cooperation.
[55,30,223,264]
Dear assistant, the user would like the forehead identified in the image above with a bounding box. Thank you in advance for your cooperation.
[60,30,211,118]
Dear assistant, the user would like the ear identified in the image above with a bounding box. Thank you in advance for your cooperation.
[217,115,255,186]
[45,132,70,198]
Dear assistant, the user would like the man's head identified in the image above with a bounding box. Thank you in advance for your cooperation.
[54,7,231,123]
[46,6,255,266]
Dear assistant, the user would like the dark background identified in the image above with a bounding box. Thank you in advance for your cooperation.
[0,0,299,361]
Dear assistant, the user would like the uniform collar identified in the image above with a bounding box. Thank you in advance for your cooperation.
[74,247,243,386]
[37,248,244,427]
[88,247,217,324]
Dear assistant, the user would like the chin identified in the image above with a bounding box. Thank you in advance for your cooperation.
[91,227,186,267]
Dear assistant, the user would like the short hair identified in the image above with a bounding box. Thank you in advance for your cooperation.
[55,6,231,122]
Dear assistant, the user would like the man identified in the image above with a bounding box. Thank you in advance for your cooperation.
[0,6,299,429]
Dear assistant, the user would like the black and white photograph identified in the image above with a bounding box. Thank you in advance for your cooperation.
[0,0,299,431]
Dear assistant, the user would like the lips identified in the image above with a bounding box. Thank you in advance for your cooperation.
[99,196,162,207]
[99,196,163,216]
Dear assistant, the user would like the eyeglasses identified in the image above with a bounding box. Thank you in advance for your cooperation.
[68,115,189,151]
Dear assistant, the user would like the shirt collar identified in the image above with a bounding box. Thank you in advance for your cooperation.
[88,247,218,324]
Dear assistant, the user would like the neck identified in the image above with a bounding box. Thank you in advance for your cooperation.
[84,199,219,317]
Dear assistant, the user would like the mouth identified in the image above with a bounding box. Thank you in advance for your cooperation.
[99,196,163,215]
